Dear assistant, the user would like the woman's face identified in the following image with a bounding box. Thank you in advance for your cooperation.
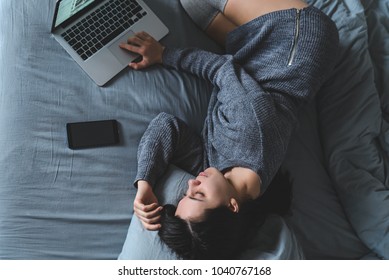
[175,167,238,222]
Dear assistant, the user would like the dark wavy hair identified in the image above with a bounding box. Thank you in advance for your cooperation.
[158,169,292,259]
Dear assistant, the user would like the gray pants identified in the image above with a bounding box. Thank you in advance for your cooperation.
[180,0,229,30]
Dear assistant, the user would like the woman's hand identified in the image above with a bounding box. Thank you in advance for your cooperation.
[119,31,165,70]
[133,180,163,230]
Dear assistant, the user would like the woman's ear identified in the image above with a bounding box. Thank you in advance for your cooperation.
[228,198,239,213]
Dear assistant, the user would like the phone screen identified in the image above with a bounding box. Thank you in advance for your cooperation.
[66,120,119,149]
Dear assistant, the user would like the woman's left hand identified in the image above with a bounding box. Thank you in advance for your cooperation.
[119,31,165,70]
[134,180,163,231]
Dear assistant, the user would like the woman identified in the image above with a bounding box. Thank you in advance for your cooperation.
[120,0,339,259]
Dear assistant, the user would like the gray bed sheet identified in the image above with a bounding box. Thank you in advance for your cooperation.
[1,0,388,259]
[0,0,218,259]
[315,0,389,259]
[286,0,389,259]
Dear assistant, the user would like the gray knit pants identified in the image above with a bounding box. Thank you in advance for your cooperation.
[180,0,229,30]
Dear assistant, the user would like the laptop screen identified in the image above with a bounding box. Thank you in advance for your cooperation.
[52,0,101,31]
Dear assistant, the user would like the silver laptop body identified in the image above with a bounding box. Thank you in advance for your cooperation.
[51,0,169,86]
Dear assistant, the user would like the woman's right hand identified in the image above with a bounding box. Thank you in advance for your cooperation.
[133,180,163,231]
[119,31,165,70]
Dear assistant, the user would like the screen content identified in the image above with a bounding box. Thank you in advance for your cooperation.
[55,0,96,28]
[67,120,119,149]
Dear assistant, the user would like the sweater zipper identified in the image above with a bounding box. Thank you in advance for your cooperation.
[287,9,301,66]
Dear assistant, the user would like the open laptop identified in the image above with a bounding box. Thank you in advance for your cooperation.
[51,0,169,86]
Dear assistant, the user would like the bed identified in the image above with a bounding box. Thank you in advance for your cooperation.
[0,0,388,260]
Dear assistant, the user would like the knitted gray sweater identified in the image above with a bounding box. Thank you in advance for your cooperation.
[136,6,339,192]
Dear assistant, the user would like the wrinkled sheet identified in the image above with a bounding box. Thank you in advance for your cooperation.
[1,0,388,260]
[314,0,389,259]
[0,0,218,259]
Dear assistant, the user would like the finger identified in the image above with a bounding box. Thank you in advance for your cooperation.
[135,212,162,231]
[136,205,163,219]
[133,201,159,212]
[134,203,162,219]
[136,31,151,40]
[133,203,162,220]
[141,221,161,231]
[119,43,140,54]
[129,60,149,70]
[136,212,161,225]
[126,36,144,46]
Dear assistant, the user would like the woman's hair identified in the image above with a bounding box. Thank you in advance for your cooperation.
[158,169,292,259]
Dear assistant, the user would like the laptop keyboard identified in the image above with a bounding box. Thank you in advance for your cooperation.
[61,0,147,61]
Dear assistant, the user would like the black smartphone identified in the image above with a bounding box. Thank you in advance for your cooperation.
[66,120,119,149]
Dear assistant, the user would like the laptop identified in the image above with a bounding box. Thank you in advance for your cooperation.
[51,0,169,86]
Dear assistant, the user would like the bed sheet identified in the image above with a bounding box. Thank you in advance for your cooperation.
[312,0,389,258]
[1,0,388,260]
[283,103,370,259]
[285,0,389,259]
[0,0,219,259]
[363,0,389,121]
[285,1,389,260]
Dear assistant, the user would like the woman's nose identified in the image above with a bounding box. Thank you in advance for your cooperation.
[188,178,201,191]
[188,178,201,186]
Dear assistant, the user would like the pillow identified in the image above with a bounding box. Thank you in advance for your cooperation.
[118,165,189,260]
[118,165,304,260]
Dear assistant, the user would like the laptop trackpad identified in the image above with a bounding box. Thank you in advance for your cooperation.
[108,30,139,66]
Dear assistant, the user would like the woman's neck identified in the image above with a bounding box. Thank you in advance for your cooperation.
[223,167,261,202]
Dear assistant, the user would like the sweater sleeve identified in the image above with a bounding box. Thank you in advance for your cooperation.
[134,112,204,188]
[163,47,231,91]
[162,47,260,99]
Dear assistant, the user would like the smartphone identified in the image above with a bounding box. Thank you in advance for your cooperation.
[66,120,119,149]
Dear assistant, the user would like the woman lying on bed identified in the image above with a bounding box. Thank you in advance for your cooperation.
[120,0,339,259]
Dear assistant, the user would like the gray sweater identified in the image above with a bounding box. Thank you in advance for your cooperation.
[135,6,339,192]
